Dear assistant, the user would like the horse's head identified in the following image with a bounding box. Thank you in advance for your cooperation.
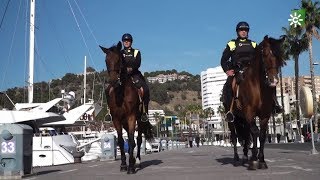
[100,41,123,86]
[260,35,286,87]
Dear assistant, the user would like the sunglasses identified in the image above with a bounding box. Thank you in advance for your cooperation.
[238,28,249,32]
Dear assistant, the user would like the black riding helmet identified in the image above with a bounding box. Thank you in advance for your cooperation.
[122,33,133,42]
[236,21,250,32]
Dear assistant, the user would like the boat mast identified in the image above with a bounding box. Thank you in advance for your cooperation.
[83,56,87,104]
[28,0,35,103]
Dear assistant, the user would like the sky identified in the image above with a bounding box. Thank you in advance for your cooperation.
[0,0,319,91]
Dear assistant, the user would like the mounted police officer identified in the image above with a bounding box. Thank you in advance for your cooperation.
[121,33,150,122]
[221,22,283,122]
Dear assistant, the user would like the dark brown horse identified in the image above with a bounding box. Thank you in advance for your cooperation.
[224,35,285,170]
[100,42,153,174]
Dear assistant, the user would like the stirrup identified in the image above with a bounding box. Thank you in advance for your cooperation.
[274,105,284,114]
[225,111,234,123]
[141,113,149,122]
[104,113,112,123]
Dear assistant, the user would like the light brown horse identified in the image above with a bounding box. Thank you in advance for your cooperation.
[100,42,153,174]
[224,35,285,170]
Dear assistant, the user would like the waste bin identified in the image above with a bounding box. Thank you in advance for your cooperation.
[100,134,117,161]
[0,124,33,177]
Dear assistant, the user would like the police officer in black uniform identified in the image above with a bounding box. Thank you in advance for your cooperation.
[221,22,283,122]
[121,33,150,122]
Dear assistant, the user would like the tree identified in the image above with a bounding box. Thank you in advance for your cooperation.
[282,25,308,134]
[301,0,320,133]
[203,107,215,140]
[86,66,96,72]
[153,112,161,138]
[185,104,202,132]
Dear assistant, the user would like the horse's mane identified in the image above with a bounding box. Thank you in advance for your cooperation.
[109,44,121,54]
[261,37,286,67]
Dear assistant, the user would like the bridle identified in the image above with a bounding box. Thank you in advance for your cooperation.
[260,44,279,84]
[106,54,123,86]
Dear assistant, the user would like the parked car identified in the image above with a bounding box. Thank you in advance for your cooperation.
[151,139,161,153]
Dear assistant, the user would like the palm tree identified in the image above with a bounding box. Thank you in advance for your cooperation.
[217,105,227,141]
[301,0,320,133]
[153,112,161,138]
[186,104,202,132]
[203,107,215,141]
[282,25,308,135]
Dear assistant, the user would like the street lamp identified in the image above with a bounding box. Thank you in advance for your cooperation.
[311,61,319,134]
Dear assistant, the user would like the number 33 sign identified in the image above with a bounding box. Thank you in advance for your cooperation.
[1,141,16,154]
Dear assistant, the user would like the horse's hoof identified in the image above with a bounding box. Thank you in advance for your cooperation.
[234,155,240,162]
[127,167,136,174]
[136,164,142,169]
[233,160,241,167]
[248,161,258,170]
[242,156,249,165]
[258,161,268,169]
[120,165,127,172]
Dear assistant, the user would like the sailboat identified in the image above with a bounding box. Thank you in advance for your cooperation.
[0,0,65,129]
[0,0,103,166]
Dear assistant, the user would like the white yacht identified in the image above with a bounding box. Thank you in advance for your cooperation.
[0,0,103,167]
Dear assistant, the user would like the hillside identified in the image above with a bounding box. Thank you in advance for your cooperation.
[149,90,202,115]
[0,69,202,119]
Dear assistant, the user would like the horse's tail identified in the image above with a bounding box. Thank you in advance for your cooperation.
[139,121,154,141]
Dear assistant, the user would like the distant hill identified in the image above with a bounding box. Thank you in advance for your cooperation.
[0,68,201,119]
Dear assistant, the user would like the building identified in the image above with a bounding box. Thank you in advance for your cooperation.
[200,66,227,113]
[147,73,189,84]
[276,75,320,102]
[200,67,227,133]
[148,110,165,126]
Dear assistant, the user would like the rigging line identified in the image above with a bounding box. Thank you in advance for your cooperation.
[66,0,103,83]
[1,0,22,90]
[34,37,59,80]
[72,0,104,86]
[72,0,99,46]
[40,1,72,72]
[0,0,11,31]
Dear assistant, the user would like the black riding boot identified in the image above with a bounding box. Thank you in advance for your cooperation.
[141,102,149,122]
[273,98,283,114]
[224,77,234,122]
[141,82,150,122]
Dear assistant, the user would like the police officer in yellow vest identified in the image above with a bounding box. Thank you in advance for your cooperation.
[121,33,150,122]
[221,22,283,122]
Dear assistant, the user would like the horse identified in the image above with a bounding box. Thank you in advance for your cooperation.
[223,35,285,170]
[100,41,154,174]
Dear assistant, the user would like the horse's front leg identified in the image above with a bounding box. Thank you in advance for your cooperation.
[242,123,250,165]
[117,131,127,172]
[258,118,269,169]
[112,115,127,172]
[127,115,137,174]
[248,121,259,170]
[228,122,239,163]
[136,131,142,169]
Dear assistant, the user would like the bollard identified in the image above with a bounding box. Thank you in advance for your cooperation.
[140,137,146,155]
[100,134,117,161]
[168,140,172,150]
[161,140,167,151]
[0,124,33,178]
